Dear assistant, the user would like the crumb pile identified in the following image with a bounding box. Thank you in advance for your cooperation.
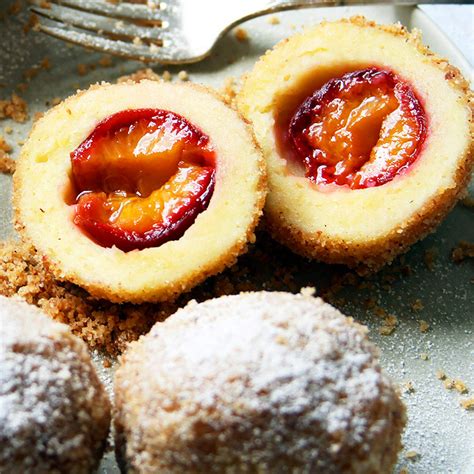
[0,296,111,473]
[0,240,177,353]
[114,292,406,473]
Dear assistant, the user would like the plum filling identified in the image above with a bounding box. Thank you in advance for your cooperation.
[70,109,216,251]
[287,68,427,189]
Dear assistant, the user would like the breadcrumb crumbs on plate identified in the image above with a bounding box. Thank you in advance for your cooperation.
[77,63,89,76]
[300,286,316,297]
[177,70,189,81]
[460,195,474,208]
[4,126,12,134]
[399,468,409,474]
[98,55,113,68]
[453,379,469,394]
[0,135,12,153]
[405,450,420,461]
[40,57,52,70]
[403,381,415,394]
[0,240,173,354]
[220,77,238,107]
[460,397,474,410]
[234,27,249,42]
[423,247,438,271]
[411,298,424,311]
[0,227,356,355]
[267,15,280,25]
[420,353,429,361]
[379,325,396,336]
[0,154,15,175]
[418,320,430,333]
[436,369,447,380]
[7,0,22,16]
[0,93,28,123]
[451,241,474,263]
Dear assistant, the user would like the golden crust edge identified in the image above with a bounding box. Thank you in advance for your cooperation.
[13,81,268,303]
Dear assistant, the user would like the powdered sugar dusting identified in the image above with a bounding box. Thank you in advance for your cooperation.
[115,291,405,472]
[0,295,111,473]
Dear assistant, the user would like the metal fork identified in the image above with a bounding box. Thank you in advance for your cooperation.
[31,0,466,64]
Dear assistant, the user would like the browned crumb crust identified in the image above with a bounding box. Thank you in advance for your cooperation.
[12,80,267,304]
[247,17,474,274]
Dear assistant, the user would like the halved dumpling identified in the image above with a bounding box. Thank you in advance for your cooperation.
[14,80,266,302]
[237,17,473,271]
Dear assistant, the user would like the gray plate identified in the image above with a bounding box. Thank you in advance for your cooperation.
[0,3,472,473]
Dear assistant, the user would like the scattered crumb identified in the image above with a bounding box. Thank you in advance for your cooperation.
[423,247,438,271]
[418,320,430,333]
[103,359,112,369]
[40,57,52,70]
[444,378,455,390]
[7,0,22,16]
[0,135,15,174]
[453,379,469,394]
[379,325,396,336]
[267,16,280,25]
[403,381,415,394]
[451,241,474,263]
[77,63,89,76]
[460,397,474,410]
[379,313,398,336]
[17,140,24,146]
[162,70,172,82]
[300,287,316,297]
[399,468,409,474]
[0,155,15,174]
[132,36,143,46]
[117,68,162,83]
[436,370,446,380]
[0,135,12,153]
[410,298,424,311]
[177,70,188,81]
[4,126,13,134]
[405,450,420,461]
[0,93,28,123]
[234,27,249,42]
[420,353,429,361]
[460,195,474,209]
[220,77,238,107]
[16,83,28,93]
[98,55,113,68]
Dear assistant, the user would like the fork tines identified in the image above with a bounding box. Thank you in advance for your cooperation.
[30,0,173,62]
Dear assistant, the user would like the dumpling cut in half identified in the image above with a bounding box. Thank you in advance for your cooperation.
[14,80,266,302]
[237,17,473,271]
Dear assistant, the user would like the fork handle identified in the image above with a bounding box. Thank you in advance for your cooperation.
[264,0,468,10]
[220,0,467,41]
